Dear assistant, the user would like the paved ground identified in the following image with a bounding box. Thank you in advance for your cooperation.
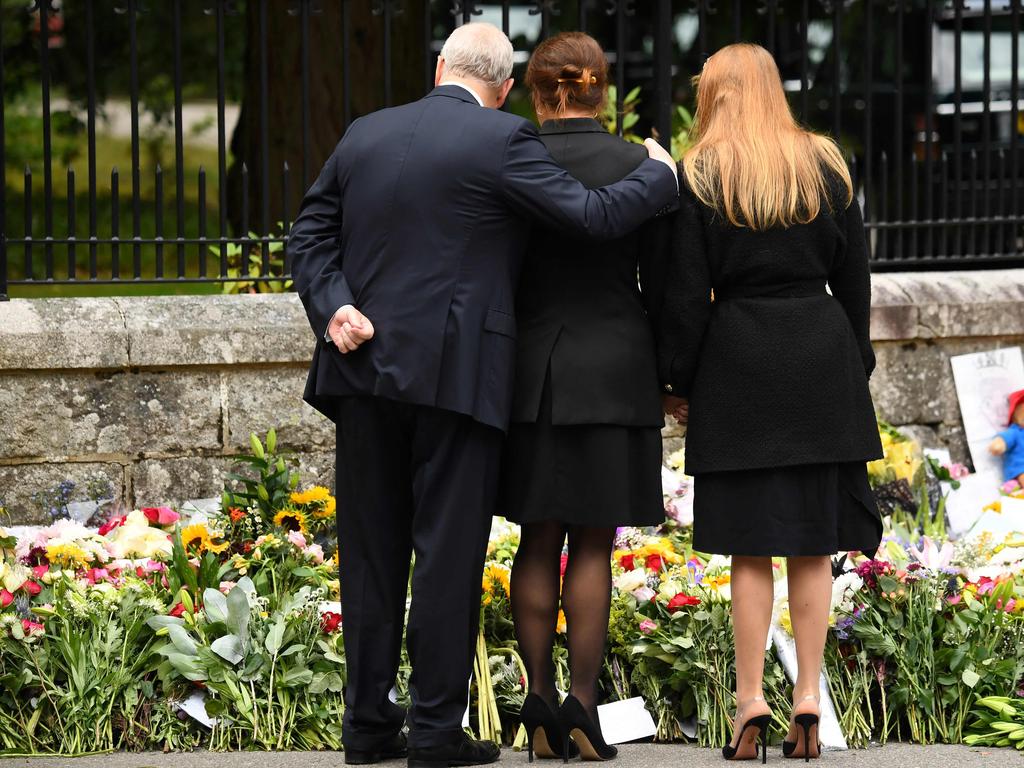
[1,743,1020,768]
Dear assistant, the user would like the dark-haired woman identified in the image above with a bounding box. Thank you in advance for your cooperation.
[500,31,670,762]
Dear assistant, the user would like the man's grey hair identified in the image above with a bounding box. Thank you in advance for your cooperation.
[440,23,514,88]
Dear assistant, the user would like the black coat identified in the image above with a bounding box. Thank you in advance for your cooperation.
[511,118,671,427]
[288,86,679,431]
[658,172,884,474]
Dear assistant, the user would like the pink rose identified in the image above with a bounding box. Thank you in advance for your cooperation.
[0,590,13,608]
[32,565,49,579]
[307,544,325,564]
[639,618,657,634]
[142,507,180,526]
[286,530,307,550]
[21,619,45,636]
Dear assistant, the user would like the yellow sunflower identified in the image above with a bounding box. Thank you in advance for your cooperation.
[45,542,91,570]
[273,508,308,533]
[290,486,331,505]
[313,495,337,519]
[181,523,210,552]
[205,532,231,554]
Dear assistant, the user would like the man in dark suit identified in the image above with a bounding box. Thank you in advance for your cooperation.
[288,22,677,768]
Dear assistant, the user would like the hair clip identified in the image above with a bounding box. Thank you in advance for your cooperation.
[557,76,598,85]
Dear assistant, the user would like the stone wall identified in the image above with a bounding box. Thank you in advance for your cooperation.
[1,270,1023,524]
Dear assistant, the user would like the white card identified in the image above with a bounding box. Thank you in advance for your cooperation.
[596,697,657,745]
[177,689,217,728]
[950,347,1024,479]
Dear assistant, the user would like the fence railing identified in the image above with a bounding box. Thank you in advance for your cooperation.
[3,0,1024,300]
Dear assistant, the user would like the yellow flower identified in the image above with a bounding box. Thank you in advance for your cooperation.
[983,500,1002,514]
[481,563,511,600]
[290,486,331,505]
[273,508,308,534]
[45,542,90,570]
[291,486,337,519]
[181,523,210,553]
[314,496,337,519]
[556,609,567,634]
[230,554,249,575]
[205,532,230,554]
[779,607,793,636]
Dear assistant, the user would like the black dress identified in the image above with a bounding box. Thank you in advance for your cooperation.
[656,172,883,556]
[500,118,670,528]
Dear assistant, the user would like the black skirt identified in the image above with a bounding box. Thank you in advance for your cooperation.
[692,462,882,557]
[499,376,665,528]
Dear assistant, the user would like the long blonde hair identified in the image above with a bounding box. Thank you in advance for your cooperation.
[683,43,852,230]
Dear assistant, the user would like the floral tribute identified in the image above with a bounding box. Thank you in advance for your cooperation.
[1,425,1024,756]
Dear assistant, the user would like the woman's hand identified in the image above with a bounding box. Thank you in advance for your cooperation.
[663,395,689,426]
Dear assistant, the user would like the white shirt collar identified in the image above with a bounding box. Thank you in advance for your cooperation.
[439,81,485,107]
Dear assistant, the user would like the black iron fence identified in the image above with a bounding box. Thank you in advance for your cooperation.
[3,0,1024,299]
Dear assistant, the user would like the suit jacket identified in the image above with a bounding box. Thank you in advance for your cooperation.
[510,118,671,427]
[658,171,883,474]
[288,85,678,431]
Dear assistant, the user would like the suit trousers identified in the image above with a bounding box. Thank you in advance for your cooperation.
[334,396,503,749]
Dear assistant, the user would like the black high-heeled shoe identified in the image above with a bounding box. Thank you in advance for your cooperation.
[558,694,617,761]
[520,693,575,763]
[782,695,821,761]
[722,696,772,763]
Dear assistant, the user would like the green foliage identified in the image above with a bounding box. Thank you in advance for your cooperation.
[222,429,300,524]
[964,696,1024,750]
[212,230,292,295]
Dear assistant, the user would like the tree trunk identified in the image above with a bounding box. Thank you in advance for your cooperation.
[227,0,433,237]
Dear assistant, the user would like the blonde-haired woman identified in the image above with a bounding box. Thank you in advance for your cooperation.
[658,44,883,761]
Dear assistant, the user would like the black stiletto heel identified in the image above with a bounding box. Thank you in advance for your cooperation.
[557,694,617,761]
[782,696,821,761]
[722,714,772,762]
[520,693,575,762]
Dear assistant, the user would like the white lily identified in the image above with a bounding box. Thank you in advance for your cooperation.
[909,535,955,572]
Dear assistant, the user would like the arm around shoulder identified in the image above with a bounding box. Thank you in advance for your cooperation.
[500,121,678,241]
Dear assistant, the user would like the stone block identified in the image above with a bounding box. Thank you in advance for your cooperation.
[0,462,127,526]
[0,370,221,460]
[0,298,128,371]
[120,294,313,367]
[224,367,334,451]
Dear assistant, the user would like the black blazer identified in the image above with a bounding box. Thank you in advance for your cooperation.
[658,171,883,474]
[510,118,670,427]
[288,86,678,431]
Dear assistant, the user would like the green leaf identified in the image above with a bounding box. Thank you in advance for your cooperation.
[962,668,982,688]
[266,616,286,655]
[211,634,245,665]
[204,588,229,624]
[168,625,199,657]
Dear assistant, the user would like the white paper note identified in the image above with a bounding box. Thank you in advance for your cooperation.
[596,697,657,745]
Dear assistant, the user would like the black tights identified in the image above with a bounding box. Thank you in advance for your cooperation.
[510,521,616,720]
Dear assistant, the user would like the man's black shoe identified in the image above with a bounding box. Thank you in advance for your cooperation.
[345,732,409,765]
[407,734,501,768]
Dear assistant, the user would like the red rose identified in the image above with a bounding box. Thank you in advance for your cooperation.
[21,581,42,596]
[98,515,127,536]
[620,555,636,571]
[32,565,48,579]
[168,603,186,618]
[646,554,664,572]
[321,611,343,633]
[142,507,180,526]
[0,589,13,608]
[667,593,700,612]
